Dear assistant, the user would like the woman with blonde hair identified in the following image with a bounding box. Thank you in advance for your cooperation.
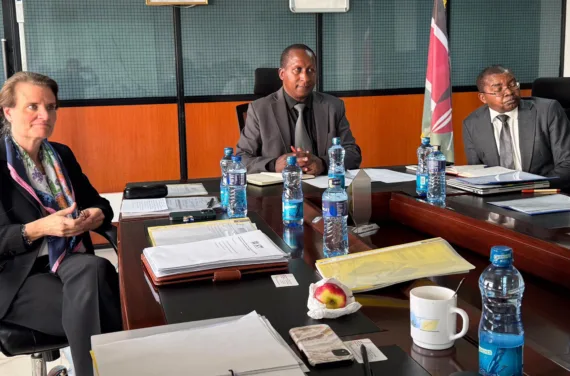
[0,72,122,376]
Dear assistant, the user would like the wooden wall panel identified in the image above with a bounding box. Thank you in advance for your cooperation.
[185,102,244,179]
[50,104,180,193]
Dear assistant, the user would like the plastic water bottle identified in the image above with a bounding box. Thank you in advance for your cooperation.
[416,136,432,197]
[219,147,234,211]
[479,246,525,376]
[328,137,346,189]
[282,156,303,227]
[322,178,348,258]
[427,145,446,205]
[227,155,247,218]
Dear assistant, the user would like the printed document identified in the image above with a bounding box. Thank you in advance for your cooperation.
[120,196,218,218]
[143,230,289,277]
[92,312,304,376]
[166,183,208,197]
[147,218,257,246]
[488,194,570,215]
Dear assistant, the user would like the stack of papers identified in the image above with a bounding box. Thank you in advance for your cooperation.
[407,164,488,176]
[143,230,289,277]
[303,169,415,188]
[147,218,257,246]
[488,194,570,215]
[120,196,219,219]
[248,172,315,186]
[448,171,551,195]
[166,183,208,196]
[316,238,475,292]
[91,311,306,376]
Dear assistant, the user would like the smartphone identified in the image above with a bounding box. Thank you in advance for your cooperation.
[289,324,354,367]
[169,209,217,223]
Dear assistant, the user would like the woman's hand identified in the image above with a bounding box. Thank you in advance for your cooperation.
[80,207,105,232]
[25,203,88,241]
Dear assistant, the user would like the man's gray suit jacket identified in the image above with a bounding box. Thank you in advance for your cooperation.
[236,88,362,174]
[462,97,570,188]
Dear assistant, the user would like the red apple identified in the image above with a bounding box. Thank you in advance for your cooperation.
[314,282,347,309]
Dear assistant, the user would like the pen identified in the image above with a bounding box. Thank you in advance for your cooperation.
[521,189,560,194]
[361,344,372,376]
[207,198,215,208]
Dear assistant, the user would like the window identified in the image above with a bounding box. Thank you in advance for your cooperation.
[323,0,432,92]
[180,0,316,96]
[450,0,562,86]
[24,0,176,100]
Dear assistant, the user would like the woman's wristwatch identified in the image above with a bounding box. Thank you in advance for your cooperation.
[21,224,34,246]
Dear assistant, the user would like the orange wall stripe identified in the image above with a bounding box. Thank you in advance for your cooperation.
[50,104,180,193]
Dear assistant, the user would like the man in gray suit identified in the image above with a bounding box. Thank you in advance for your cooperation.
[236,44,361,174]
[463,65,570,188]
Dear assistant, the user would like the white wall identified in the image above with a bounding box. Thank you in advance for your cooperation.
[564,3,570,77]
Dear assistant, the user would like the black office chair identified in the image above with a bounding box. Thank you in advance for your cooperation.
[235,68,282,133]
[531,77,570,119]
[0,225,118,376]
[253,68,282,96]
[236,103,249,133]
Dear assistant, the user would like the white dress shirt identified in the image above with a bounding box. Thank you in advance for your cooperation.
[489,107,522,170]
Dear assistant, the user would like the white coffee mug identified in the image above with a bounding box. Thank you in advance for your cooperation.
[410,286,469,350]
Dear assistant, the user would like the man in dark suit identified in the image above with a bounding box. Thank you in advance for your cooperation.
[236,44,362,174]
[463,65,570,188]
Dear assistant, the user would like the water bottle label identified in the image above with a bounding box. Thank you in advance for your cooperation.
[328,173,345,189]
[322,201,348,217]
[479,344,523,376]
[226,172,246,185]
[416,174,428,192]
[220,186,229,208]
[427,160,446,174]
[282,201,303,221]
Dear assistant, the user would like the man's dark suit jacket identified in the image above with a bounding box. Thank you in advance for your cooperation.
[463,97,570,188]
[0,140,113,319]
[236,88,362,174]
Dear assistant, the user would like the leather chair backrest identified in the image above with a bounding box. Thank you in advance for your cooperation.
[254,68,281,97]
[532,77,570,118]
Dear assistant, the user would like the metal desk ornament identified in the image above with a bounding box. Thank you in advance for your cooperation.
[347,169,379,237]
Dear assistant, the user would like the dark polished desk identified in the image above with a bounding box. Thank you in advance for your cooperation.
[119,174,570,376]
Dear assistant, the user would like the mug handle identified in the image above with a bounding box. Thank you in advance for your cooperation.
[449,307,469,341]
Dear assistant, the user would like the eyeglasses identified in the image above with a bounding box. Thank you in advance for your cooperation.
[481,82,520,96]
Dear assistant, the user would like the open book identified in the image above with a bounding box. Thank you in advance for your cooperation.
[247,172,315,186]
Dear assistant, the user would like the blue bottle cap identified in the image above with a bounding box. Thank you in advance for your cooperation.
[287,156,297,165]
[332,137,341,145]
[231,155,241,162]
[421,137,430,145]
[224,147,233,155]
[490,245,513,267]
[328,178,341,188]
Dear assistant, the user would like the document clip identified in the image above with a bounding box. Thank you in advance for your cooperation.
[228,370,235,376]
[213,270,242,282]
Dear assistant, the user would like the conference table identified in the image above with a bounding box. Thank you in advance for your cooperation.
[117,167,570,375]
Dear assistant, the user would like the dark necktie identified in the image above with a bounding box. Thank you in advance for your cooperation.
[293,103,313,154]
[496,114,514,169]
